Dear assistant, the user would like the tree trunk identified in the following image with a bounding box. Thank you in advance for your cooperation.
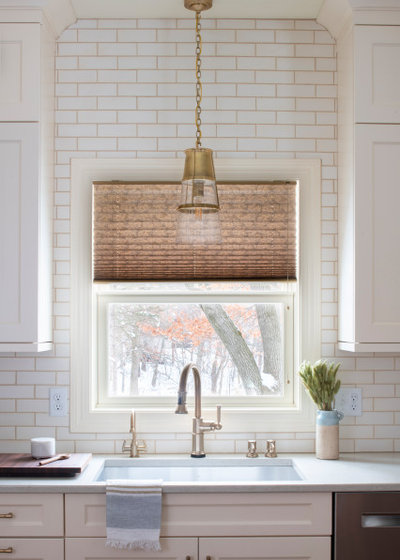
[130,334,141,395]
[256,304,282,392]
[151,338,165,388]
[200,304,263,395]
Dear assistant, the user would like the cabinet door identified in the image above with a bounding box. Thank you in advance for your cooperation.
[0,24,40,121]
[199,537,331,560]
[353,124,400,346]
[0,539,63,559]
[65,538,197,560]
[0,123,51,350]
[355,26,400,123]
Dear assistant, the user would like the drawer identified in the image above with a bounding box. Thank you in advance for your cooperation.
[66,537,197,559]
[0,538,63,559]
[0,494,63,537]
[200,536,331,560]
[66,492,332,537]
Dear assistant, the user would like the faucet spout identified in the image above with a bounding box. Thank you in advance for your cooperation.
[175,362,202,418]
[175,362,222,458]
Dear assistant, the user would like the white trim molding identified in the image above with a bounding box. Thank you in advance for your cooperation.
[70,158,321,433]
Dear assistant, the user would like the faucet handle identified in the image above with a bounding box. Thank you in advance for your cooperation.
[136,439,147,454]
[265,439,277,458]
[247,440,259,458]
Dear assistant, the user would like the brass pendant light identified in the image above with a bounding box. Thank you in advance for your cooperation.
[177,0,222,245]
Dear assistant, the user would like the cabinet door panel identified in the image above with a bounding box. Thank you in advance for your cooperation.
[0,539,63,559]
[0,24,40,121]
[65,538,197,560]
[66,493,331,538]
[0,123,40,344]
[0,494,63,537]
[355,26,400,123]
[355,124,400,343]
[199,537,331,560]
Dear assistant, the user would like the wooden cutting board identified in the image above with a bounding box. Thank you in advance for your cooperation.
[0,453,92,477]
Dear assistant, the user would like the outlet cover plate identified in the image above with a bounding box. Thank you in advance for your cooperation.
[335,387,362,417]
[49,387,68,417]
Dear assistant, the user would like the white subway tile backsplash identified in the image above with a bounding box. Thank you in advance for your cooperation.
[58,70,97,83]
[236,30,274,43]
[296,44,334,57]
[79,29,117,42]
[237,57,275,70]
[2,17,398,454]
[238,111,275,124]
[217,43,255,56]
[355,439,393,452]
[98,19,137,29]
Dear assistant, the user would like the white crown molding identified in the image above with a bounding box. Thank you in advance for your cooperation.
[0,0,76,37]
[318,0,400,39]
[317,0,352,39]
[70,0,324,21]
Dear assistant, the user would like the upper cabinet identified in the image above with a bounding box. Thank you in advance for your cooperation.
[0,18,54,352]
[338,22,400,352]
[0,24,40,121]
[354,26,400,124]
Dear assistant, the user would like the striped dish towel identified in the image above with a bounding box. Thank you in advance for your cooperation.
[106,479,162,551]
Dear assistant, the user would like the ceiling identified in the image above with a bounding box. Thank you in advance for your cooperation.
[69,0,326,20]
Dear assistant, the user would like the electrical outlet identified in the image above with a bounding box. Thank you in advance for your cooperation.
[335,387,362,417]
[49,387,68,417]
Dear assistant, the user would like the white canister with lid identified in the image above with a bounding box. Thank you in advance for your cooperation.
[31,437,55,459]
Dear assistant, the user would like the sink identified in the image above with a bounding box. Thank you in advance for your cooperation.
[95,458,303,482]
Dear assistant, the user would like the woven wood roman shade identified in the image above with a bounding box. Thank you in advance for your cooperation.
[93,181,297,282]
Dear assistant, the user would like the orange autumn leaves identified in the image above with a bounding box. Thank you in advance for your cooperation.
[138,304,260,348]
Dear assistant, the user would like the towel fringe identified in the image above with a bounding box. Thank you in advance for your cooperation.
[106,539,161,552]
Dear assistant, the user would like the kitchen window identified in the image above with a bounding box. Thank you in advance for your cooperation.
[70,158,320,433]
[93,179,297,410]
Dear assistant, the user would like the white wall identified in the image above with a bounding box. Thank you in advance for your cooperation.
[0,17,398,454]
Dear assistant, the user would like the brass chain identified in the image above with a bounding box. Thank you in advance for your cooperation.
[195,11,202,148]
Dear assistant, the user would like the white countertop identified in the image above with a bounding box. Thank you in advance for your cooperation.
[1,453,400,493]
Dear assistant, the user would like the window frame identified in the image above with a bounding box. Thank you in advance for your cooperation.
[70,158,321,433]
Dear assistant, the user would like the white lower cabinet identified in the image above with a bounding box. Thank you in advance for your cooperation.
[64,493,332,560]
[0,538,63,559]
[65,537,197,559]
[1,492,331,560]
[199,537,331,560]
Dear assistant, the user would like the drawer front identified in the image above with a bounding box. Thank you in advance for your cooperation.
[66,492,331,537]
[0,538,63,559]
[200,536,331,560]
[65,537,197,559]
[0,494,63,537]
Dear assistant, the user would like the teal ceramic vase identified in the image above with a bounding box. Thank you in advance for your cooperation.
[316,409,344,460]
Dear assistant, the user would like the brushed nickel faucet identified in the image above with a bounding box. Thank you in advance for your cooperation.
[122,409,147,457]
[175,363,222,458]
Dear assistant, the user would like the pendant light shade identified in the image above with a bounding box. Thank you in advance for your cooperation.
[179,148,219,214]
